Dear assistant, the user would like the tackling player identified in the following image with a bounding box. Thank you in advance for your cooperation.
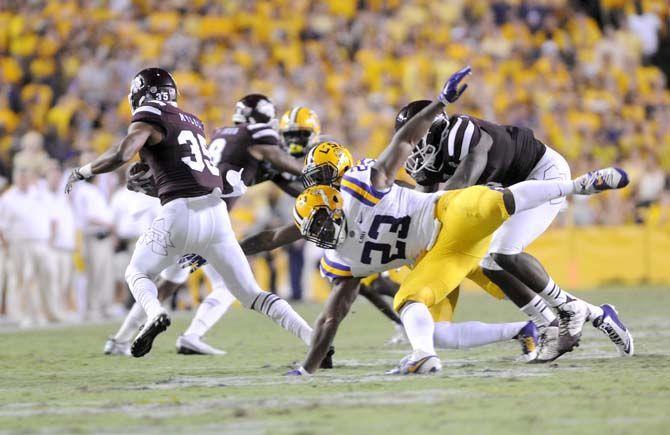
[240,67,630,374]
[66,68,313,358]
[396,100,634,361]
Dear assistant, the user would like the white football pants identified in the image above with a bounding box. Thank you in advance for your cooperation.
[481,146,571,269]
[125,190,270,309]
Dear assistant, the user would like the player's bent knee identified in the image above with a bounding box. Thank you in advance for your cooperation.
[125,264,151,288]
[480,255,503,272]
[393,286,435,313]
[491,252,521,271]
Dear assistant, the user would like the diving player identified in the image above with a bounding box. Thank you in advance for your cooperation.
[396,99,634,362]
[66,68,313,358]
[241,67,630,374]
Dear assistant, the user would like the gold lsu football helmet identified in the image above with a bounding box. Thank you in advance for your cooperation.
[293,185,346,249]
[301,141,354,188]
[279,106,321,157]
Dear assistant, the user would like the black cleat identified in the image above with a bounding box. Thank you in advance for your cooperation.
[320,346,335,369]
[131,312,171,358]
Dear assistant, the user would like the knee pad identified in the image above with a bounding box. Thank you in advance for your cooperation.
[125,263,147,286]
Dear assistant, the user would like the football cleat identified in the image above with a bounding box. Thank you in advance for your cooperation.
[593,304,634,356]
[131,311,171,358]
[103,337,131,356]
[556,299,589,354]
[531,325,572,363]
[319,346,335,369]
[176,334,226,356]
[386,353,442,375]
[573,167,629,195]
[515,321,539,362]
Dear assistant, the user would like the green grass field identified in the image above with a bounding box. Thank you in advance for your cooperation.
[1,286,669,434]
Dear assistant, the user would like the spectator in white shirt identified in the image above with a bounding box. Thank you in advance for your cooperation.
[70,155,115,319]
[42,160,77,316]
[627,0,662,62]
[0,165,58,326]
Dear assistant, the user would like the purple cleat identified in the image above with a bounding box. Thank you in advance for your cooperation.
[593,304,634,356]
[516,321,539,362]
[573,167,629,195]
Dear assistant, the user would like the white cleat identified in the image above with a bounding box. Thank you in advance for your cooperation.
[573,167,629,195]
[531,325,564,363]
[103,337,131,356]
[176,334,226,356]
[593,304,634,356]
[386,352,442,375]
[557,299,589,354]
[386,323,409,345]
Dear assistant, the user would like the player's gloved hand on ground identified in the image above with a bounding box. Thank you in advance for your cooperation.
[179,253,208,273]
[126,161,158,197]
[438,66,471,104]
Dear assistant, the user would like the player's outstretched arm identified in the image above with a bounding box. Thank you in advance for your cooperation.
[371,66,471,191]
[239,223,301,255]
[65,122,163,194]
[302,277,361,374]
[271,176,304,198]
[249,144,304,176]
[441,131,492,190]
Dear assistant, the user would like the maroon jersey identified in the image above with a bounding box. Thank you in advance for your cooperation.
[440,115,546,186]
[208,122,281,197]
[131,101,223,205]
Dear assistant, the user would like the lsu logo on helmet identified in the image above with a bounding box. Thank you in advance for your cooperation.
[279,107,321,157]
[302,141,353,188]
[293,185,346,249]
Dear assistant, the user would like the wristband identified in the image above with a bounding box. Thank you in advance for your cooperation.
[78,163,93,179]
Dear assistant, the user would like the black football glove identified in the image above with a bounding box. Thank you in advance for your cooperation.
[126,161,158,197]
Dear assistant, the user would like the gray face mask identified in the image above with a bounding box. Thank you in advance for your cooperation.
[404,116,448,182]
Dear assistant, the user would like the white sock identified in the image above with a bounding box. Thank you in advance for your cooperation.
[433,321,526,349]
[251,292,313,345]
[508,179,576,213]
[127,274,163,319]
[400,302,436,357]
[538,279,604,321]
[520,295,557,328]
[184,288,236,337]
[538,278,570,308]
[113,303,147,342]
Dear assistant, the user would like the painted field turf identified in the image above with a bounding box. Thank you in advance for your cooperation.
[1,287,669,434]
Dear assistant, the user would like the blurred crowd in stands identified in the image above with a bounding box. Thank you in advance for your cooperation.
[0,0,669,325]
